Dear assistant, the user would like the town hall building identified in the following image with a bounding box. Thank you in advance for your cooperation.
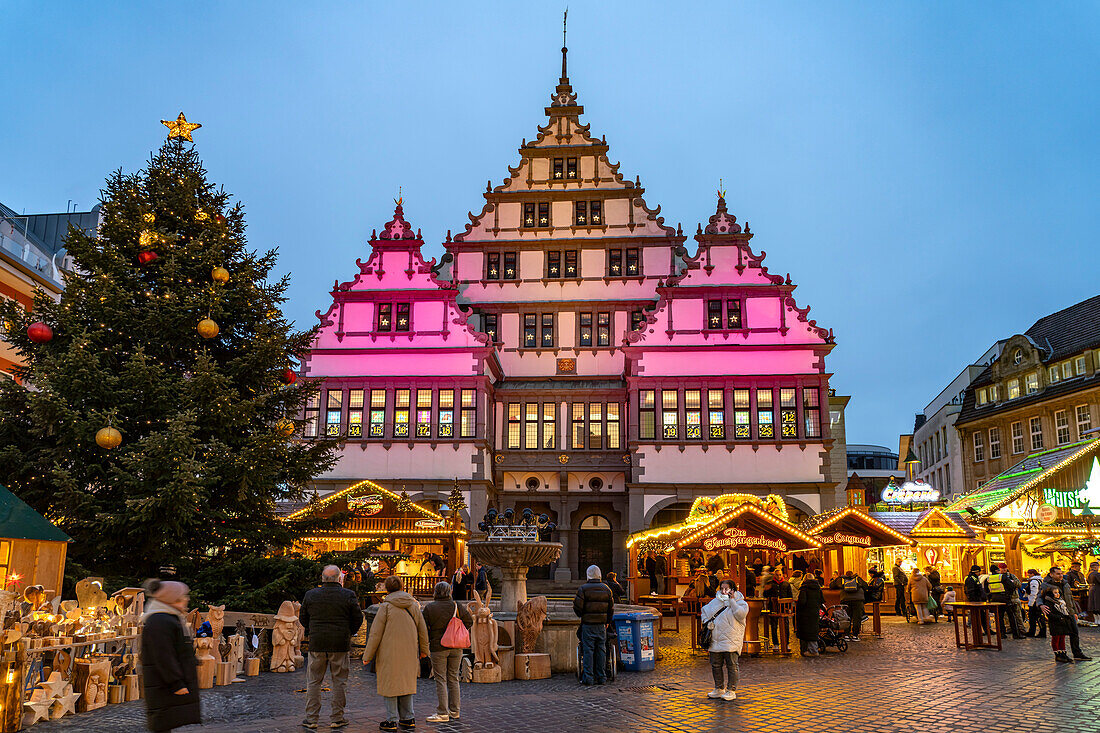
[299,46,845,580]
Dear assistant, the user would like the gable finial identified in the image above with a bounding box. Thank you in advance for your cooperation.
[561,8,569,80]
[394,185,403,208]
[718,178,726,201]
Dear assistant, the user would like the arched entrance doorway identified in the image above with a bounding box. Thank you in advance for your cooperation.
[577,514,613,577]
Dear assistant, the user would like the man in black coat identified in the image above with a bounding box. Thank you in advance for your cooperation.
[573,565,614,686]
[891,558,908,618]
[142,580,201,733]
[300,565,365,729]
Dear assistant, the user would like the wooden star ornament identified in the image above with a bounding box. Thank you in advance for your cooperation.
[161,112,202,141]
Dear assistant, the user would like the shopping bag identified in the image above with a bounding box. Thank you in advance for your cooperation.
[442,604,471,649]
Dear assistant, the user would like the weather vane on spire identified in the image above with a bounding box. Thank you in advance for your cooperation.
[561,8,569,80]
[717,178,726,200]
[395,186,403,207]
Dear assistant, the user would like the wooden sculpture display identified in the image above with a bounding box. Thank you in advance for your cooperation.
[193,636,218,689]
[73,658,109,712]
[514,595,550,680]
[290,601,305,669]
[270,601,299,672]
[206,604,226,639]
[468,585,500,682]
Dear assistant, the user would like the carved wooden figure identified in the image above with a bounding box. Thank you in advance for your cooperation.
[515,596,548,654]
[468,585,499,669]
[270,601,298,673]
[290,601,306,668]
[206,604,226,640]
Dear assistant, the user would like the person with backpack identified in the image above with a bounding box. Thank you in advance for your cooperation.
[925,565,943,621]
[422,581,473,724]
[1024,569,1047,638]
[908,569,934,624]
[983,564,1024,639]
[891,558,909,619]
[700,579,749,701]
[838,570,868,640]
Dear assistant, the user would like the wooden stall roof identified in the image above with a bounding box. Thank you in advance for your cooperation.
[284,479,445,522]
[800,507,914,547]
[868,508,997,547]
[629,502,822,553]
[0,483,70,542]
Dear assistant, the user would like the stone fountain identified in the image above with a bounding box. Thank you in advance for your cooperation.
[467,539,562,614]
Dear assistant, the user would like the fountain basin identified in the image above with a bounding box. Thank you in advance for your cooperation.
[467,539,562,613]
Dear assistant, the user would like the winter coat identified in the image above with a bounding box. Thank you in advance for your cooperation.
[451,570,472,601]
[1088,570,1100,614]
[300,582,364,653]
[1039,585,1076,636]
[838,575,867,603]
[606,579,626,604]
[362,591,429,697]
[908,572,932,604]
[701,592,750,653]
[892,564,908,587]
[422,599,473,653]
[927,569,942,590]
[573,581,614,625]
[141,602,201,732]
[795,577,824,641]
[655,555,667,576]
[964,573,986,602]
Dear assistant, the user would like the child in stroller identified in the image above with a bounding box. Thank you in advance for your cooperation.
[817,605,850,652]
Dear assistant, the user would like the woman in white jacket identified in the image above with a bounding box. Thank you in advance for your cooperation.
[700,579,749,701]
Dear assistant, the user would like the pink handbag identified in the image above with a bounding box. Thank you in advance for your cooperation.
[441,603,470,649]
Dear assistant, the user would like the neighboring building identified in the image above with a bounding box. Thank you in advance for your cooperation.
[0,202,98,376]
[956,295,1100,494]
[912,342,1004,501]
[299,47,844,580]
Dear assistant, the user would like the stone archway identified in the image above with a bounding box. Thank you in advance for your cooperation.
[577,514,613,578]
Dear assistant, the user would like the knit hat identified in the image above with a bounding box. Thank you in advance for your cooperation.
[144,579,189,605]
[586,564,602,580]
[970,565,982,573]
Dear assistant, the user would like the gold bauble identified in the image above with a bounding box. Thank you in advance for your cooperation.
[139,230,156,249]
[197,318,220,339]
[95,426,122,450]
[195,210,210,222]
[211,267,230,284]
[276,419,295,437]
[142,212,155,225]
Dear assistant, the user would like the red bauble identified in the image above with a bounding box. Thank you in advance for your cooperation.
[27,322,53,343]
[280,368,298,385]
[214,213,227,225]
[138,250,159,265]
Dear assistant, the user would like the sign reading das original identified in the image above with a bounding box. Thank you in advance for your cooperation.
[819,532,872,547]
[702,527,788,553]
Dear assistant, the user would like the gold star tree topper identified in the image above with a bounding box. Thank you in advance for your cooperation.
[161,112,202,141]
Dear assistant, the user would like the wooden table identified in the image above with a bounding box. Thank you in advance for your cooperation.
[637,595,682,633]
[951,602,1005,651]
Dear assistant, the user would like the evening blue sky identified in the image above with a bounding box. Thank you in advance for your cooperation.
[3,2,1098,447]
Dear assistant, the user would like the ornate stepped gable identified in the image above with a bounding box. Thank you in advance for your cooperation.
[303,203,494,378]
[623,195,834,359]
[446,45,684,275]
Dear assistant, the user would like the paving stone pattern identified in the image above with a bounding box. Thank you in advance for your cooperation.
[33,619,1100,733]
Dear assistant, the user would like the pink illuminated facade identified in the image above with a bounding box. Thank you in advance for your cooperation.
[301,49,842,579]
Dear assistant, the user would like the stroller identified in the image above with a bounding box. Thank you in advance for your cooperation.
[817,605,850,652]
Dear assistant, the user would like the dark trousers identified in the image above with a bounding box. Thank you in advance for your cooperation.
[1068,621,1085,657]
[993,598,1023,638]
[1026,605,1047,637]
[846,601,864,637]
[708,651,738,690]
[580,623,607,685]
[894,586,907,616]
[768,616,788,645]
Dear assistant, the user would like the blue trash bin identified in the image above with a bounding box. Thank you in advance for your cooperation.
[613,610,659,672]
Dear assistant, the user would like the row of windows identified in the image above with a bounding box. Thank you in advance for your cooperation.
[500,310,646,348]
[637,387,821,441]
[973,405,1094,462]
[485,248,639,281]
[504,402,623,450]
[976,352,1097,406]
[521,200,603,228]
[305,388,477,439]
[919,426,950,470]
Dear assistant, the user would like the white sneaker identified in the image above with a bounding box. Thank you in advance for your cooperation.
[722,690,737,701]
[707,688,724,698]
[426,714,449,723]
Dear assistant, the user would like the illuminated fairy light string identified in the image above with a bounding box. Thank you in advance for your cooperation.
[284,478,444,522]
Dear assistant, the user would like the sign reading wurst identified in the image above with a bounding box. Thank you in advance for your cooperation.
[702,527,788,553]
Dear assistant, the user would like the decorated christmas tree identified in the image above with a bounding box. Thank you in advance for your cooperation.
[0,115,338,576]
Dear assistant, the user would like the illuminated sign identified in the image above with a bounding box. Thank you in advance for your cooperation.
[1035,504,1058,525]
[348,494,384,515]
[819,532,871,547]
[882,481,939,504]
[702,527,788,552]
[923,548,938,565]
[415,520,445,529]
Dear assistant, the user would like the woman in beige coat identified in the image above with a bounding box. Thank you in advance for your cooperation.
[363,576,430,732]
[908,569,934,624]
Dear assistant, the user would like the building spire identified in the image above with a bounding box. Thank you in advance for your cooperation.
[549,9,578,109]
[561,9,568,81]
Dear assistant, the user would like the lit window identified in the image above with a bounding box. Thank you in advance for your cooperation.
[460,389,477,437]
[625,248,639,275]
[566,158,578,179]
[707,300,722,329]
[369,390,386,437]
[304,393,320,437]
[662,390,679,439]
[348,389,364,437]
[538,202,550,227]
[483,313,498,343]
[734,389,750,439]
[727,300,742,329]
[394,390,410,437]
[1011,420,1024,454]
[326,390,343,436]
[590,201,602,225]
[395,303,410,332]
[377,303,392,331]
[631,310,645,332]
[1025,373,1038,394]
[780,388,797,438]
[707,389,725,440]
[1077,405,1092,440]
[990,385,999,401]
[804,388,821,438]
[522,203,536,228]
[438,390,454,437]
[572,402,585,449]
[977,388,987,406]
[523,314,537,347]
[1055,410,1070,445]
[507,403,521,449]
[1030,416,1043,451]
[988,426,1001,459]
[542,403,556,449]
[756,389,774,439]
[416,389,432,437]
[1007,379,1019,400]
[564,250,578,276]
[597,312,610,346]
[684,390,702,439]
[1049,366,1060,384]
[607,403,620,449]
[525,403,539,449]
[588,403,603,449]
[541,313,554,347]
[609,249,622,276]
[973,431,984,462]
[579,313,593,347]
[575,201,587,226]
[547,251,561,278]
[486,252,500,280]
[503,252,517,279]
[706,299,745,330]
[639,390,655,440]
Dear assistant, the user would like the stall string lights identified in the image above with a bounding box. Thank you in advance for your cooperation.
[285,478,444,522]
[909,508,972,536]
[670,504,822,552]
[803,507,914,546]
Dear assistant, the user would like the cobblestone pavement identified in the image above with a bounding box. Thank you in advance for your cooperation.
[34,618,1100,733]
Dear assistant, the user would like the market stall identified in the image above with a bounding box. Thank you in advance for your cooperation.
[0,484,69,595]
[285,479,468,595]
[798,506,914,579]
